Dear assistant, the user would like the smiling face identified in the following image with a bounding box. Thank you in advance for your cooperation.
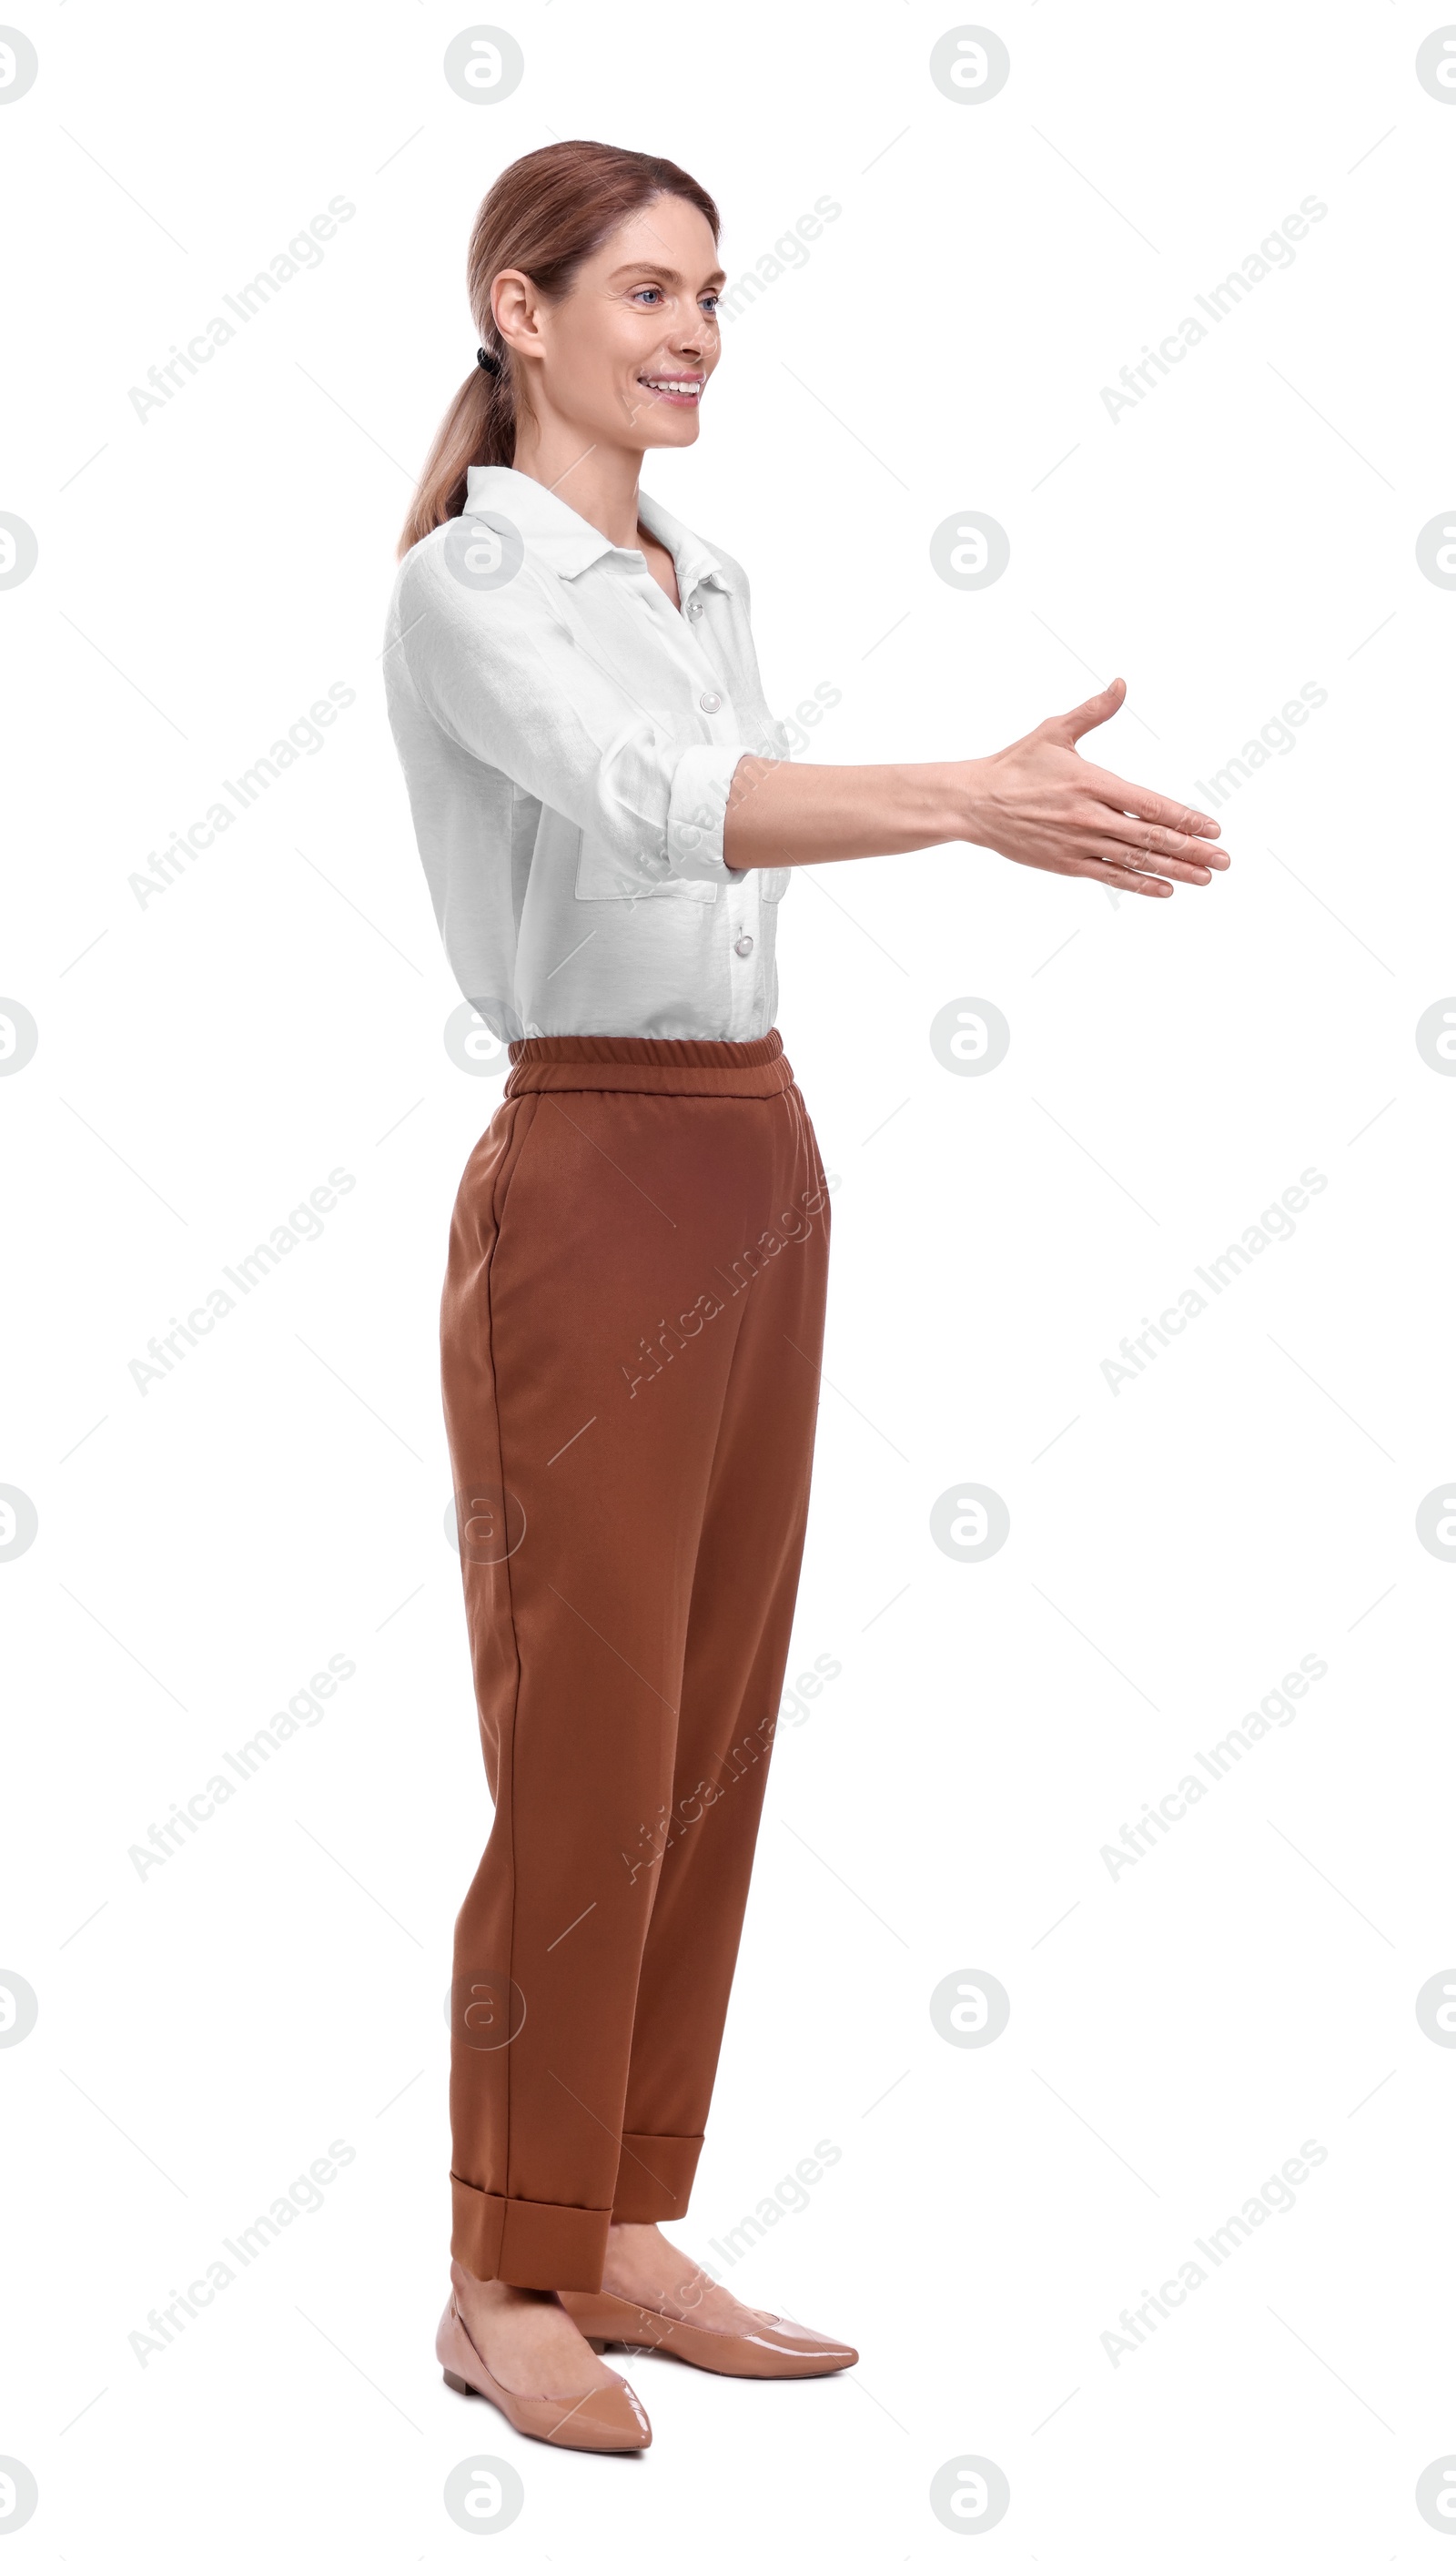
[490,194,724,461]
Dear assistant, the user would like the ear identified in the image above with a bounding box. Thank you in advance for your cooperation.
[491,268,543,359]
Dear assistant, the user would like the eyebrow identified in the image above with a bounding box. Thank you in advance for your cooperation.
[605,260,728,289]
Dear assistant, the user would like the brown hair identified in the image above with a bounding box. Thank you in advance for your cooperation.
[397,139,720,557]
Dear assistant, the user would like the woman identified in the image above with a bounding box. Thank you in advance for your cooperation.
[385,138,1227,2456]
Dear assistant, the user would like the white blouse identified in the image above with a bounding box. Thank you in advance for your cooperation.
[383,464,793,1042]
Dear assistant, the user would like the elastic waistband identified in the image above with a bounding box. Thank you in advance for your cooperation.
[504,1029,794,1099]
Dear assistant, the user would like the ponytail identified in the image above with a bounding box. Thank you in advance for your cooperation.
[397,339,516,556]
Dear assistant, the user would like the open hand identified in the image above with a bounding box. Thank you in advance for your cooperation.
[968,679,1228,898]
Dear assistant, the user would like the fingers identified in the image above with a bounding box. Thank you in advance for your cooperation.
[1068,857,1173,898]
[1089,811,1228,875]
[1080,760,1223,841]
[1070,841,1212,885]
[1049,676,1127,744]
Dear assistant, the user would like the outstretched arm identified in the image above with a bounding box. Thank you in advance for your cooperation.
[723,679,1228,901]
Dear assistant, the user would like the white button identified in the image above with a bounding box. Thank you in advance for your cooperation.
[686,599,703,618]
[699,691,722,714]
[734,933,754,957]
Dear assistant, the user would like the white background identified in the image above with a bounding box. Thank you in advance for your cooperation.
[4,1,1456,2552]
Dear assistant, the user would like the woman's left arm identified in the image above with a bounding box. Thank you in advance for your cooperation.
[723,679,1226,900]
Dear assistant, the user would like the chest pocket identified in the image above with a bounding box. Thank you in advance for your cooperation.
[573,827,717,904]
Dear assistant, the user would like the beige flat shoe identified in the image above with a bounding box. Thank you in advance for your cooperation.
[437,2291,652,2452]
[558,2284,857,2379]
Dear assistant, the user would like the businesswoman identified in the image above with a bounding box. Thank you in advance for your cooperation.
[385,138,1227,2455]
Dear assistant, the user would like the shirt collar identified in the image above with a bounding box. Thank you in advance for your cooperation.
[634,486,735,604]
[462,465,735,603]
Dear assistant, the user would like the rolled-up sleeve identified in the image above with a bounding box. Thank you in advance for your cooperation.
[395,545,745,889]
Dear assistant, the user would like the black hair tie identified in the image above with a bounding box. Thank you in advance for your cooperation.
[476,346,501,378]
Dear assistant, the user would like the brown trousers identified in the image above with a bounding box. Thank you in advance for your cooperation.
[440,1031,830,2293]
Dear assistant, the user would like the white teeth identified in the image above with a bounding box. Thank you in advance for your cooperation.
[642,379,701,394]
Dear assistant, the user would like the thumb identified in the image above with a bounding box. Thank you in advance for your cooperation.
[1050,675,1126,745]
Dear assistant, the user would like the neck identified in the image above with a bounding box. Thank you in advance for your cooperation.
[510,423,647,551]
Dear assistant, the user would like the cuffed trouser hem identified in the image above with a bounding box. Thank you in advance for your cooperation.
[612,2131,703,2222]
[450,2174,612,2293]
